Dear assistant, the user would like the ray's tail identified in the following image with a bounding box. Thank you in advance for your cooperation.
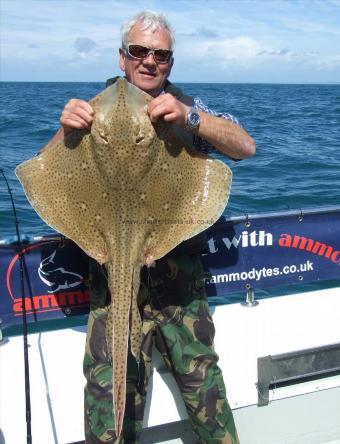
[105,261,142,438]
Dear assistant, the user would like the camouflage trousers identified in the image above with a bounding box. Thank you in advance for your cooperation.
[83,254,239,444]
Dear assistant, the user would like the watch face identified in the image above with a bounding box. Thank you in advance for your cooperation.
[188,111,200,128]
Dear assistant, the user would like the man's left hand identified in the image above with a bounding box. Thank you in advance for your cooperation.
[147,93,189,126]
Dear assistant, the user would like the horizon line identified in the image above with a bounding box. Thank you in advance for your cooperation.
[1,80,339,86]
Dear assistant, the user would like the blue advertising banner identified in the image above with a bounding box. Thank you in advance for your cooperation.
[0,237,89,328]
[0,207,339,329]
[203,208,340,296]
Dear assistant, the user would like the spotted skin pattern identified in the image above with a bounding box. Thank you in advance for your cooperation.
[15,78,232,438]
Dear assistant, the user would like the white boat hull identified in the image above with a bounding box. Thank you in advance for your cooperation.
[1,287,340,443]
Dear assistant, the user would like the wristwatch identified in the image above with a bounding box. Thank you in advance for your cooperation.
[185,107,201,131]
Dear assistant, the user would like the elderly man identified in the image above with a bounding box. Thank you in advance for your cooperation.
[43,10,255,444]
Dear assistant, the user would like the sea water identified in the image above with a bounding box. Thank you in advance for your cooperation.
[0,82,339,298]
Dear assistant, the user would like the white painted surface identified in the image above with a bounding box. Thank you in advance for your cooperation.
[234,387,340,444]
[0,327,86,443]
[214,287,340,408]
[1,287,340,443]
[146,287,340,426]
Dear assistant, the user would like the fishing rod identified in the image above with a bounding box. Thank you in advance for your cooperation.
[0,167,32,444]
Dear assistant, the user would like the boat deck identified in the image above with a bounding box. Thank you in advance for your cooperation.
[1,287,340,443]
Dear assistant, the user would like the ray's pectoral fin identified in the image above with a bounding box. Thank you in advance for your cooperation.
[15,124,110,265]
[141,151,232,261]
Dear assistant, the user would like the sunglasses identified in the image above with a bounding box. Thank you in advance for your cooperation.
[125,44,173,64]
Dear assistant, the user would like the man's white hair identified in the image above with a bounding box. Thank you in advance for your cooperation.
[121,11,175,50]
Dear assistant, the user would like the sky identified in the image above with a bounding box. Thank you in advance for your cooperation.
[1,0,340,83]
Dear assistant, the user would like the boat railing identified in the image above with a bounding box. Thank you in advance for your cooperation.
[1,205,339,337]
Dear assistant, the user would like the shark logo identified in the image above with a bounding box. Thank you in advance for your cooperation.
[38,250,84,293]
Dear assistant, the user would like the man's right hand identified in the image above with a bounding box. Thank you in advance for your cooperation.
[60,99,95,135]
[38,99,94,154]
